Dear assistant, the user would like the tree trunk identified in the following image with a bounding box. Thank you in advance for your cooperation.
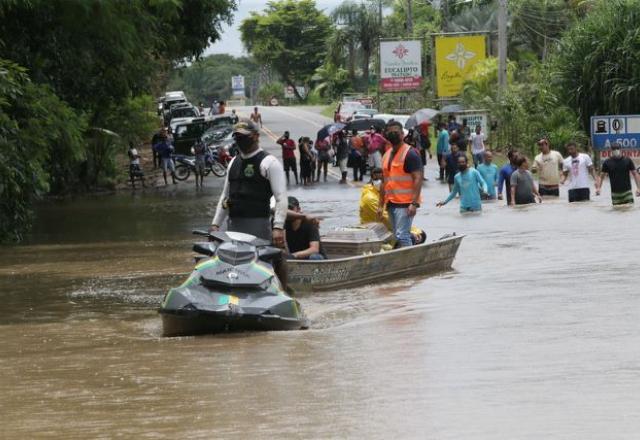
[348,40,356,85]
[362,49,371,92]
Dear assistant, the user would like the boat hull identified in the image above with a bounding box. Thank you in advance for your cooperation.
[287,235,464,292]
[160,309,309,337]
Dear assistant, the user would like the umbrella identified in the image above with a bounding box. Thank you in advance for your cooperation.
[440,104,464,113]
[344,118,386,132]
[316,123,345,141]
[405,108,439,129]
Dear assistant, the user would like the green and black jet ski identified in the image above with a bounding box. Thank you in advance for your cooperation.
[159,231,309,336]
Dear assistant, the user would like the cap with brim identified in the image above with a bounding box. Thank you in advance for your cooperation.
[233,119,259,135]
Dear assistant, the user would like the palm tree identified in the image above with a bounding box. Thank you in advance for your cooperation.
[330,0,380,92]
[331,1,361,84]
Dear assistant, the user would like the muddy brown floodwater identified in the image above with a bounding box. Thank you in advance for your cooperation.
[1,162,639,439]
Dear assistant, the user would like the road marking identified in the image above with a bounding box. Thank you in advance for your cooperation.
[237,108,354,186]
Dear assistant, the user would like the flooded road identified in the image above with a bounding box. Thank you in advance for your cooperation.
[2,107,640,439]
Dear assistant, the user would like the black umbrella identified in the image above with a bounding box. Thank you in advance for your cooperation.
[405,108,439,129]
[316,122,345,141]
[344,118,386,132]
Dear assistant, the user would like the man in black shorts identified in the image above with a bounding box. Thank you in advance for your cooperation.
[277,131,298,185]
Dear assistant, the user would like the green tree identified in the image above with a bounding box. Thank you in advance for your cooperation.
[240,0,332,100]
[169,55,259,104]
[552,0,640,131]
[0,59,86,242]
[510,0,576,61]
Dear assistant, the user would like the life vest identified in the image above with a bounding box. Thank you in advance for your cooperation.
[382,143,414,205]
[227,151,273,218]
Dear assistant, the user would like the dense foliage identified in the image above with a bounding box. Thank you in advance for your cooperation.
[0,0,237,242]
[551,0,640,131]
[168,55,259,103]
[240,0,332,99]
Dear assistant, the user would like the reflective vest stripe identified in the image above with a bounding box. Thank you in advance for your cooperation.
[386,188,414,194]
[385,175,413,182]
[382,144,415,204]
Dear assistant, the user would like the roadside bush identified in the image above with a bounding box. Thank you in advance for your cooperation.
[257,82,285,105]
[0,59,86,242]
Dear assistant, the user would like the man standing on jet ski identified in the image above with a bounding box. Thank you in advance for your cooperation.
[209,119,289,283]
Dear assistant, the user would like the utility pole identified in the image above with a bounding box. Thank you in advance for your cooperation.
[378,0,383,26]
[407,0,413,35]
[497,0,508,93]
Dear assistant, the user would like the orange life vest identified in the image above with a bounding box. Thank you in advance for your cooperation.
[382,143,415,204]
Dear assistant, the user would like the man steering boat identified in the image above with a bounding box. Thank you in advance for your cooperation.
[209,119,289,286]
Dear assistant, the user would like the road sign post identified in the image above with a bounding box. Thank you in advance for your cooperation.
[591,114,640,168]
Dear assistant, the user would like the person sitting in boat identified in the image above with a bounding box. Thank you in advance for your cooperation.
[359,168,426,246]
[285,196,326,260]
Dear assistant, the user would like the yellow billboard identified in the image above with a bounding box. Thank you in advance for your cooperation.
[435,35,486,98]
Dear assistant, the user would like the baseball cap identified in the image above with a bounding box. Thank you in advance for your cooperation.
[287,196,300,210]
[233,118,260,135]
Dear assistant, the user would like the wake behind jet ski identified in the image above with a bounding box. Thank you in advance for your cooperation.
[159,230,309,336]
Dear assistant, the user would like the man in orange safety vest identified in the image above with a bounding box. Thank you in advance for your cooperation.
[377,120,424,247]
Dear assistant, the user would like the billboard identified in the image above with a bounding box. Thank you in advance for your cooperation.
[434,35,486,98]
[591,114,640,168]
[380,40,422,92]
[455,111,490,140]
[231,75,245,97]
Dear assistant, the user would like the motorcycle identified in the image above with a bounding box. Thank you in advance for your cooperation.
[173,149,227,181]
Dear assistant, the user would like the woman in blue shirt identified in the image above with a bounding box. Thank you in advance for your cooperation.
[437,155,488,212]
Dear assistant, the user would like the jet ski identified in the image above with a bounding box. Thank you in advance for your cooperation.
[159,230,309,336]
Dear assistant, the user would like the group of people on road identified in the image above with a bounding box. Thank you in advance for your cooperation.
[206,114,640,293]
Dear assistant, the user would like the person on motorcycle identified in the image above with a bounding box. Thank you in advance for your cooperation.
[209,119,289,287]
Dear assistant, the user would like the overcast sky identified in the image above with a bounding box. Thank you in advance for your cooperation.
[205,0,349,57]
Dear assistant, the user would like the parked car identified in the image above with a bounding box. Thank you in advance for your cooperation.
[337,101,366,122]
[173,115,235,155]
[373,113,411,134]
[352,109,379,120]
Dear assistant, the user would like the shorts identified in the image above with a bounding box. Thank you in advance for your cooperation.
[368,151,382,169]
[283,157,297,172]
[129,164,144,177]
[539,185,559,197]
[338,158,348,173]
[515,195,536,205]
[568,188,590,202]
[161,158,175,172]
[194,157,206,174]
[612,190,634,206]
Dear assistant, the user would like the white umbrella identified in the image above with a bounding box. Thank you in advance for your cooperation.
[405,108,439,129]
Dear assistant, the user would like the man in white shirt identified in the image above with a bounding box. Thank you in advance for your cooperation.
[469,124,486,168]
[560,141,597,202]
[210,119,287,244]
[532,137,563,197]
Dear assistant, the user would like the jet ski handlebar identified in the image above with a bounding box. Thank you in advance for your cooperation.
[192,229,271,247]
[192,230,282,263]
